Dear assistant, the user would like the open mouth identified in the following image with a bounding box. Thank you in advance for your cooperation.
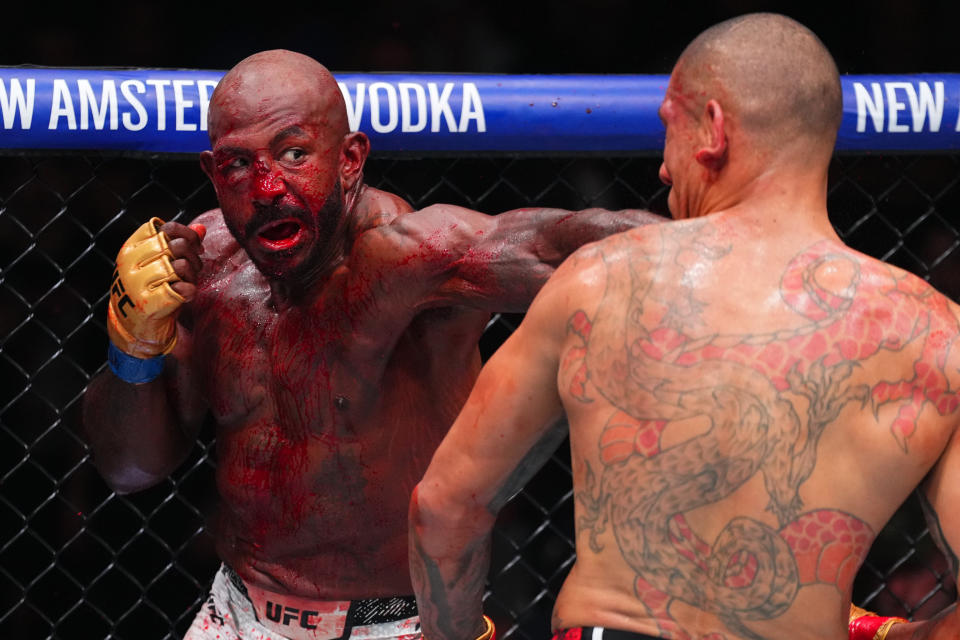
[255,219,305,251]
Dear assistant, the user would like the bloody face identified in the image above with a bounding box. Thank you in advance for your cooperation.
[203,52,354,287]
[207,118,346,284]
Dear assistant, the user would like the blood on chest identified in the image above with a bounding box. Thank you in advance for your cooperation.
[216,418,375,541]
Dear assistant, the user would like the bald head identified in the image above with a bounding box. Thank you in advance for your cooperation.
[208,49,349,144]
[676,13,841,152]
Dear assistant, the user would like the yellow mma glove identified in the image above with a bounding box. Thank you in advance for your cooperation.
[106,218,184,383]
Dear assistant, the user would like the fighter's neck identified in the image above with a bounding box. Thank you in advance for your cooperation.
[262,183,399,309]
[697,166,834,234]
[266,200,362,310]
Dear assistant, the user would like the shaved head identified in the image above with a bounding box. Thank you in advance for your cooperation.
[208,49,349,144]
[200,50,371,289]
[676,13,842,151]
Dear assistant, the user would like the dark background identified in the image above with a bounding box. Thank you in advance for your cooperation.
[2,0,959,76]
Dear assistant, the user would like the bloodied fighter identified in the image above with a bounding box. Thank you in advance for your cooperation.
[409,13,960,640]
[81,50,662,640]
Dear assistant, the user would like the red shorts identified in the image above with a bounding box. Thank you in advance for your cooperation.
[553,628,661,640]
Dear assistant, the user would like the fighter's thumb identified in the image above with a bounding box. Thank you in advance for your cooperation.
[188,223,207,241]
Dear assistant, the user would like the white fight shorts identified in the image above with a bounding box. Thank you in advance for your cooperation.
[184,565,421,640]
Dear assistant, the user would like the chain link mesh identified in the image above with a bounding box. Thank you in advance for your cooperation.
[1,152,958,639]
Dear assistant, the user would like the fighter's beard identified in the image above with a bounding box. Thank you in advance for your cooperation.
[231,181,348,303]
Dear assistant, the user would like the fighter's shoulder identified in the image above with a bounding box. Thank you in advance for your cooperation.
[854,244,946,297]
[564,219,656,270]
[354,187,416,231]
[354,198,483,258]
[851,244,960,332]
[536,235,615,305]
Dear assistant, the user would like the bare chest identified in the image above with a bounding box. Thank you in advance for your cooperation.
[190,268,377,431]
[190,264,485,433]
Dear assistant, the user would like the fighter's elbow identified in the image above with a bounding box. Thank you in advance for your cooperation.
[411,479,487,534]
[101,473,164,496]
[91,457,172,495]
[410,481,447,528]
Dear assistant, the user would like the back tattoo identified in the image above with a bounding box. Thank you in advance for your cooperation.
[565,226,960,639]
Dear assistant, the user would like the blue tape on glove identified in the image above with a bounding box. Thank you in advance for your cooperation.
[107,342,166,384]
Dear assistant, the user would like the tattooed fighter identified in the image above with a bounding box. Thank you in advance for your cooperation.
[410,13,960,640]
[82,50,662,640]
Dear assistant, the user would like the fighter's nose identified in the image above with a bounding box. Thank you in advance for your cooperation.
[658,163,672,186]
[252,172,286,204]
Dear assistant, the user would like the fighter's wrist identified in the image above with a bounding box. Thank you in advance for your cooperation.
[849,605,907,640]
[475,615,495,640]
[107,341,166,384]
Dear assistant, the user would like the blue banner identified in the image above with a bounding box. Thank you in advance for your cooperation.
[0,68,958,153]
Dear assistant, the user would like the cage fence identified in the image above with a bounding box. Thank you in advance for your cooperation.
[1,151,958,639]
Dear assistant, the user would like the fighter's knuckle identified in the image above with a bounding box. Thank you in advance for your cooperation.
[170,280,196,301]
[169,237,201,259]
[166,235,186,251]
[172,258,195,280]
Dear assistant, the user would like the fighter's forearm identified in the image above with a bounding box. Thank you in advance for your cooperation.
[459,207,663,311]
[884,604,960,639]
[82,369,195,494]
[409,486,493,640]
[515,207,665,267]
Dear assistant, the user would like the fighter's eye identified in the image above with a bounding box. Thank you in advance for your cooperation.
[220,157,248,172]
[281,148,306,163]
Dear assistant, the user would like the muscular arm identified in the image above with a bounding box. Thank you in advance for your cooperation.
[362,204,663,313]
[409,257,578,639]
[82,329,206,494]
[82,218,210,494]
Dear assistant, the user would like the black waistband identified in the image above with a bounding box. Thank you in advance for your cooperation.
[346,595,418,625]
[554,628,662,640]
[222,564,418,626]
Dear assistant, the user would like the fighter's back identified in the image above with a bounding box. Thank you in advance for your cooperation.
[552,216,960,638]
[407,13,960,640]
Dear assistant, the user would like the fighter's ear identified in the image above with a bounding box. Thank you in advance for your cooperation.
[695,99,727,172]
[200,150,216,182]
[340,131,370,192]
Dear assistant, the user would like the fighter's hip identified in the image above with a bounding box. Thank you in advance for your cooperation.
[184,564,421,640]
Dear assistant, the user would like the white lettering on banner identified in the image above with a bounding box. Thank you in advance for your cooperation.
[369,82,398,133]
[339,81,487,134]
[340,82,366,132]
[460,83,486,133]
[915,82,944,131]
[428,82,457,132]
[885,82,910,133]
[43,78,216,133]
[78,79,119,130]
[146,79,170,130]
[173,80,197,131]
[49,79,77,130]
[855,81,946,133]
[120,80,148,131]
[854,82,884,132]
[398,82,427,132]
[197,79,219,132]
[0,78,35,129]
